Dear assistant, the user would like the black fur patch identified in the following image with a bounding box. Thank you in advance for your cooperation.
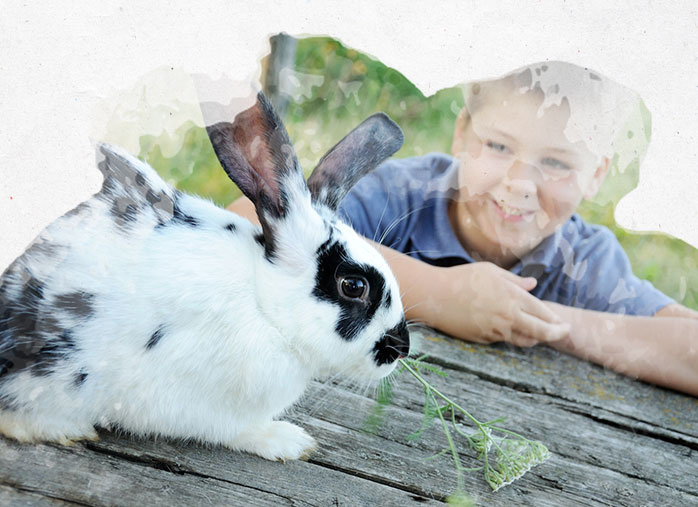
[152,192,200,231]
[254,233,265,248]
[55,291,95,318]
[0,311,39,378]
[110,198,141,227]
[312,240,387,341]
[63,201,91,219]
[0,273,78,379]
[20,276,45,307]
[384,291,392,309]
[98,147,148,197]
[0,358,13,377]
[100,175,118,196]
[373,320,409,366]
[171,194,199,227]
[256,196,279,260]
[146,325,166,350]
[225,223,237,233]
[32,328,75,376]
[0,389,19,411]
[74,369,88,387]
[24,239,60,259]
[98,147,177,230]
[0,277,49,372]
[145,189,162,205]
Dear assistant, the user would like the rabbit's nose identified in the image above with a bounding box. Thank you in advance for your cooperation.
[373,320,410,366]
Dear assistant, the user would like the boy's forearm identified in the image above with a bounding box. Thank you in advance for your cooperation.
[230,197,698,396]
[545,302,698,396]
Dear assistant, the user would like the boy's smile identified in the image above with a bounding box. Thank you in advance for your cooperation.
[450,91,609,268]
[491,198,535,221]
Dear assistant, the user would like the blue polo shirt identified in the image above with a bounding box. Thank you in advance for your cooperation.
[338,153,674,316]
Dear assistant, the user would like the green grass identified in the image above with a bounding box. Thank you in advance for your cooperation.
[139,36,698,310]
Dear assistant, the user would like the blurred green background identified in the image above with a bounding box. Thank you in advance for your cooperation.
[139,36,697,310]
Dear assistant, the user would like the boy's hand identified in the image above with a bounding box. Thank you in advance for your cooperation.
[423,262,570,347]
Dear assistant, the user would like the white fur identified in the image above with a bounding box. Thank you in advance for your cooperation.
[0,145,406,461]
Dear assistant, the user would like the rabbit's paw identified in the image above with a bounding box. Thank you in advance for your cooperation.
[230,421,317,462]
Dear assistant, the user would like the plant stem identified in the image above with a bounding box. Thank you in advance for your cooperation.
[394,357,550,493]
[399,359,485,430]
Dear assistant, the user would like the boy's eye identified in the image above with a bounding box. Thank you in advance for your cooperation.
[486,141,510,154]
[541,157,571,170]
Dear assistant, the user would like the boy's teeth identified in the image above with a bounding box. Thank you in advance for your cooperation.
[501,203,523,215]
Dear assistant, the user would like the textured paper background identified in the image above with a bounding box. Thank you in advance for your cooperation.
[1,1,696,270]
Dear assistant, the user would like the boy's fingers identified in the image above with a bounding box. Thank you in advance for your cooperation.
[490,314,512,342]
[509,332,539,348]
[515,311,570,342]
[518,291,564,324]
[499,269,538,290]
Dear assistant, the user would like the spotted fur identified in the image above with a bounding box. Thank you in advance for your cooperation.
[145,325,166,350]
[0,92,408,461]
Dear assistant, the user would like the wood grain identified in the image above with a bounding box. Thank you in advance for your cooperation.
[1,326,695,506]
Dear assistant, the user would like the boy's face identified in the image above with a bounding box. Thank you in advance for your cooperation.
[450,91,609,261]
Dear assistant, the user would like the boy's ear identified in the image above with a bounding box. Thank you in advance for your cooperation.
[583,156,611,200]
[450,107,472,156]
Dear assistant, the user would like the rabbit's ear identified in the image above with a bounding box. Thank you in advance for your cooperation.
[206,92,306,220]
[307,113,403,212]
[207,93,308,256]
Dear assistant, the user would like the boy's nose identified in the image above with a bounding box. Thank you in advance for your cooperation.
[503,160,538,197]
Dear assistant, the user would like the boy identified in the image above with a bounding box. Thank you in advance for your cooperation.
[229,62,698,396]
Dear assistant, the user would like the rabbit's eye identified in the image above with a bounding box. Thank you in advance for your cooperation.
[338,276,368,301]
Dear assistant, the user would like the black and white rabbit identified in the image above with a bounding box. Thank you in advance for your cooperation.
[0,92,409,461]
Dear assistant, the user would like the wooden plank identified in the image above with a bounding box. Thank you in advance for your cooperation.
[3,396,694,507]
[0,437,298,506]
[295,375,698,500]
[510,454,698,507]
[2,324,694,506]
[55,365,695,507]
[78,408,698,507]
[410,327,698,437]
[0,485,78,506]
[84,433,440,506]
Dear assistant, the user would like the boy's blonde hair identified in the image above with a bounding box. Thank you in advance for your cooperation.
[460,61,640,159]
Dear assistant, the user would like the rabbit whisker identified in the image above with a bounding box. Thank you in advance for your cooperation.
[376,206,429,246]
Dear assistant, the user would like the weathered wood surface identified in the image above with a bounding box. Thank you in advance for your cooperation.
[1,326,696,506]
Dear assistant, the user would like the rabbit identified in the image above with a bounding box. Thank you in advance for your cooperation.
[0,92,409,461]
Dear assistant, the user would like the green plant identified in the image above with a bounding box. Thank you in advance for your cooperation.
[367,356,549,498]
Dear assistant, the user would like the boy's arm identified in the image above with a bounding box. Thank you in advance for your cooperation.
[654,303,698,319]
[227,197,698,396]
[366,237,698,397]
[543,302,698,396]
[369,241,571,346]
[352,238,698,398]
